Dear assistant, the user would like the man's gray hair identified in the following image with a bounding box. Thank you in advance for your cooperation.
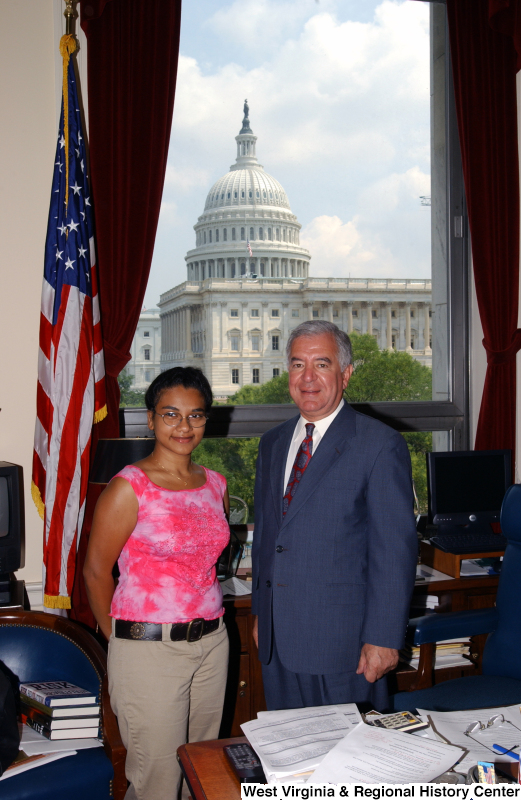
[286,320,353,370]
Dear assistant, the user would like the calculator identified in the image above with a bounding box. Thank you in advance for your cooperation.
[365,711,429,733]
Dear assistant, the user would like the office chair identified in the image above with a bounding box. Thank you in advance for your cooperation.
[390,482,521,712]
[0,610,126,800]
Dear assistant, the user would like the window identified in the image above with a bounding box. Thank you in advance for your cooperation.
[268,228,272,240]
[145,370,151,382]
[392,335,396,349]
[250,227,254,240]
[241,262,246,275]
[209,230,212,243]
[203,231,206,244]
[241,191,245,199]
[241,227,245,241]
[333,309,339,318]
[273,368,280,378]
[410,309,415,318]
[232,228,236,241]
[271,309,279,317]
[144,348,150,361]
[216,229,219,242]
[276,228,280,241]
[259,227,264,240]
[292,309,299,318]
[251,335,260,351]
[252,368,260,384]
[143,331,150,337]
[251,309,259,317]
[372,310,377,319]
[283,229,286,241]
[272,336,279,351]
[391,310,396,318]
[227,192,230,199]
[231,336,239,351]
[230,309,239,317]
[312,309,319,318]
[223,229,227,241]
[352,310,358,317]
[231,369,239,384]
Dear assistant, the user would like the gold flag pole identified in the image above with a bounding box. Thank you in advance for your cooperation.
[60,1,78,218]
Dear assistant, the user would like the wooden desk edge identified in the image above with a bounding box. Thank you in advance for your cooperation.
[178,737,247,800]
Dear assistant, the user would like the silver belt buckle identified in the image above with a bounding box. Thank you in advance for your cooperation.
[186,618,205,642]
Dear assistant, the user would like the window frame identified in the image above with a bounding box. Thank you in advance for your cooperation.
[123,4,469,448]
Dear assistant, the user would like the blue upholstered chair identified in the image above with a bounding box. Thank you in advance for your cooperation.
[0,610,126,799]
[390,482,521,712]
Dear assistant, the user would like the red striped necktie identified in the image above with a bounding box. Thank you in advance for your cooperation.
[282,423,315,516]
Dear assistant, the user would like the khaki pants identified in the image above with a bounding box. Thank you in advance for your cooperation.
[108,618,229,800]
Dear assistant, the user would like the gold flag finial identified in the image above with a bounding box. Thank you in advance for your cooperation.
[63,0,77,36]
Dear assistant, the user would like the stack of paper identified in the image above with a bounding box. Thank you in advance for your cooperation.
[309,722,464,784]
[400,637,472,670]
[419,704,521,773]
[241,704,362,783]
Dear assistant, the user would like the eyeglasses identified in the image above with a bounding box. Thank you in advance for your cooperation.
[155,411,208,428]
[464,714,521,754]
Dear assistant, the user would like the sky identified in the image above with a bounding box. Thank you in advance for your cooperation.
[144,0,431,309]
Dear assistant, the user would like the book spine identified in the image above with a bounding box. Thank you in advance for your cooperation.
[20,687,53,707]
[21,704,54,730]
[20,696,53,716]
[22,714,52,739]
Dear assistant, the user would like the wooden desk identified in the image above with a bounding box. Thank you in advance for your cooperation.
[178,737,245,800]
[221,572,500,734]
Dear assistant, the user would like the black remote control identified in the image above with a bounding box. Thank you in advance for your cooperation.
[224,743,266,783]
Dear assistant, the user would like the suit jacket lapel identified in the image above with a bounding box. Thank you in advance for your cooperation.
[269,416,299,527]
[280,404,357,529]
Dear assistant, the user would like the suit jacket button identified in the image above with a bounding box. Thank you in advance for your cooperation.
[276,546,284,553]
[266,580,271,588]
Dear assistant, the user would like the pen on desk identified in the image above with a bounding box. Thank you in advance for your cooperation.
[492,744,520,760]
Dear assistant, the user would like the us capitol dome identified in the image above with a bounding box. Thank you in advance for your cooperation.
[157,102,432,399]
[185,100,311,281]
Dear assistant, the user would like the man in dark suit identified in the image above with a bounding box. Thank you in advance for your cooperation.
[251,320,418,710]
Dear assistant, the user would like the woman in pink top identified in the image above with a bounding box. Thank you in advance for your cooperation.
[84,367,230,800]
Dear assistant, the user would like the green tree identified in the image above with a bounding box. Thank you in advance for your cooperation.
[195,437,260,521]
[228,372,292,405]
[118,371,147,407]
[345,333,432,402]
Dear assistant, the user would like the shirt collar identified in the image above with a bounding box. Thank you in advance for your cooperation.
[292,398,345,443]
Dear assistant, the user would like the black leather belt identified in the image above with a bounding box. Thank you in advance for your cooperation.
[114,617,220,642]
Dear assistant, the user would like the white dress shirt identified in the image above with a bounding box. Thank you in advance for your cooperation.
[283,399,345,491]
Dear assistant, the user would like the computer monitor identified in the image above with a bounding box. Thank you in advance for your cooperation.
[427,449,511,534]
[0,462,25,603]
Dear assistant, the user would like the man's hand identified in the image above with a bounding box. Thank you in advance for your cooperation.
[356,643,398,683]
[252,615,258,649]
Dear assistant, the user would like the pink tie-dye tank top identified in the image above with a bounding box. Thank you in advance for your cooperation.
[109,465,230,624]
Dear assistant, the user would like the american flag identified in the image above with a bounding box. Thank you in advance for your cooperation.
[247,240,253,257]
[32,41,107,610]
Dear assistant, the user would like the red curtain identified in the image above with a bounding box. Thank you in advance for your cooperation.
[71,0,182,625]
[446,0,521,463]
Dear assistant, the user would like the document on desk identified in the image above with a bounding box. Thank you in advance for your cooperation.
[241,705,361,780]
[309,721,463,784]
[420,705,521,772]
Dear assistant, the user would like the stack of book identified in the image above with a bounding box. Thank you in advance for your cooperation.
[20,681,100,740]
[399,637,472,670]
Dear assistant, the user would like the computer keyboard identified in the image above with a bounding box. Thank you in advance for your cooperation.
[428,532,507,554]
